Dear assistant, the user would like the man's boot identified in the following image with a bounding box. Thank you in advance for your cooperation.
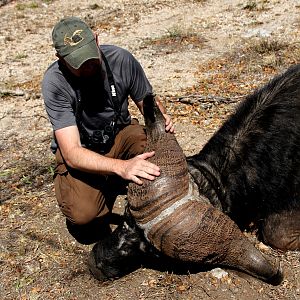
[66,214,122,245]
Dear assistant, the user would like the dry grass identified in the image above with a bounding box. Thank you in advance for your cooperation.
[140,25,207,55]
[242,0,271,11]
[162,38,300,133]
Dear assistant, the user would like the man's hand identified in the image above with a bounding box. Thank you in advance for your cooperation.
[119,151,160,185]
[136,97,175,133]
[163,113,175,133]
[154,97,175,133]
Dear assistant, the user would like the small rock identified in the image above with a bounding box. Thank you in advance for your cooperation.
[210,267,228,279]
[243,28,272,38]
[257,242,271,252]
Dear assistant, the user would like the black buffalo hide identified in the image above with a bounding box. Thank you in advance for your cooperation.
[187,64,300,251]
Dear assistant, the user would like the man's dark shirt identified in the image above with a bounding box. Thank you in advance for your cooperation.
[42,44,152,152]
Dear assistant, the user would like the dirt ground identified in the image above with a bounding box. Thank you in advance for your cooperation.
[1,0,300,299]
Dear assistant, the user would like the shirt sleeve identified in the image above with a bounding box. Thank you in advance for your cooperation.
[124,51,153,103]
[42,68,77,131]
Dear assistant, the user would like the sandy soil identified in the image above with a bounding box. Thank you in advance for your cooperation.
[1,0,300,299]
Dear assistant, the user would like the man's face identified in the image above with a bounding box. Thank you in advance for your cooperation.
[65,58,102,78]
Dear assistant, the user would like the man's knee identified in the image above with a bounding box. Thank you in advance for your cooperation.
[126,125,147,154]
[68,205,106,225]
[54,168,110,226]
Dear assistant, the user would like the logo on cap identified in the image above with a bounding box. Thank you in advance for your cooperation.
[64,29,84,46]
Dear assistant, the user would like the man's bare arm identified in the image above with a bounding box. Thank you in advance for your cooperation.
[55,125,160,185]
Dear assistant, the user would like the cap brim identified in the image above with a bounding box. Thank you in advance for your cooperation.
[64,39,100,69]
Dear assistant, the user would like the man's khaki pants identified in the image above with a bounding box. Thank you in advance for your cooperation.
[53,121,146,243]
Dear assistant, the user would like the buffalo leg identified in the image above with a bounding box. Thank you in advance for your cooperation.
[261,209,300,251]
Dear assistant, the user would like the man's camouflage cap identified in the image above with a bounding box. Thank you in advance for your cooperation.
[52,17,99,69]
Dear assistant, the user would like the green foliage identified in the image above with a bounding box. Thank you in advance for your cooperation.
[166,26,183,38]
[16,2,39,10]
[243,0,257,10]
[89,3,102,10]
[0,168,15,178]
[243,0,270,11]
[48,165,55,176]
[163,25,201,41]
[20,175,33,185]
[14,53,28,60]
